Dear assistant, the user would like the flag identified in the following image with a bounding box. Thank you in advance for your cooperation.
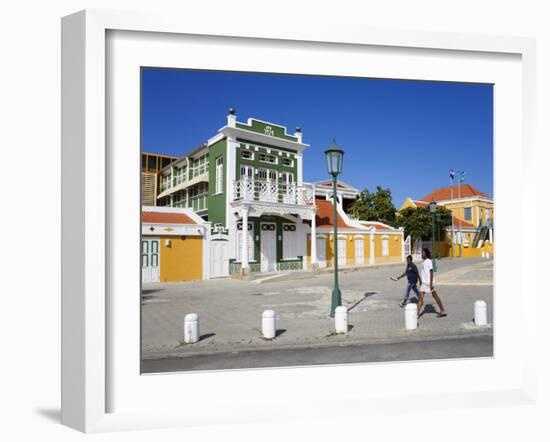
[459,171,466,182]
[449,168,456,180]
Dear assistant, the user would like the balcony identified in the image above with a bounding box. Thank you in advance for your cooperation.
[232,177,314,206]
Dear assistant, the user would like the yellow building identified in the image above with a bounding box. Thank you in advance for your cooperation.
[141,207,211,283]
[308,199,404,268]
[400,183,494,249]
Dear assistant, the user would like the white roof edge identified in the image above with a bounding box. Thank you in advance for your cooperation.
[311,179,359,191]
[219,126,309,151]
[141,205,209,225]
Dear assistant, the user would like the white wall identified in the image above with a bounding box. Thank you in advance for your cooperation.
[0,1,548,441]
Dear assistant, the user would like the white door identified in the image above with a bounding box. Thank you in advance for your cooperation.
[141,238,160,283]
[355,237,365,265]
[316,237,326,268]
[382,238,389,257]
[260,223,277,272]
[211,240,229,278]
[337,238,347,266]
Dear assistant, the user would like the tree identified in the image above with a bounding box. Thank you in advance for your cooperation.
[348,186,397,226]
[397,206,452,240]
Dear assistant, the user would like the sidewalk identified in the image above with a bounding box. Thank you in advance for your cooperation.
[142,258,493,360]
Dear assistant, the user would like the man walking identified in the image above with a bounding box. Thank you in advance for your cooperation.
[392,255,420,307]
[418,248,447,318]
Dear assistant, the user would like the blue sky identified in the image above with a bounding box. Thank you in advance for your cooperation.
[141,68,493,206]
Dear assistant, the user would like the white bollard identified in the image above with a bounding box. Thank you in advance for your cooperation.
[184,313,200,344]
[405,303,417,330]
[334,306,348,334]
[474,300,487,326]
[481,251,486,259]
[262,310,276,339]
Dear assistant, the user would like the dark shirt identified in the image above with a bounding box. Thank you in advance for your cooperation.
[405,263,419,284]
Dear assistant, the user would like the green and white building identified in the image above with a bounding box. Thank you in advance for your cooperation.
[155,109,318,277]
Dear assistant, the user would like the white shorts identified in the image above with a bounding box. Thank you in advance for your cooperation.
[420,284,435,293]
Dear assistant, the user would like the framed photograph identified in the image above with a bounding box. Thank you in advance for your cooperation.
[61,9,537,433]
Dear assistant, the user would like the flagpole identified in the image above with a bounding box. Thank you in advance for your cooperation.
[450,172,455,257]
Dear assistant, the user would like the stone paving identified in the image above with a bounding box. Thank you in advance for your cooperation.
[142,257,493,359]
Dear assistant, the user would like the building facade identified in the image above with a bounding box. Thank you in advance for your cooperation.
[141,152,177,206]
[141,206,211,283]
[142,109,404,280]
[400,183,494,249]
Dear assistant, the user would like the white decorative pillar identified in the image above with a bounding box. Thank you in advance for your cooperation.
[489,227,493,244]
[241,205,249,274]
[227,107,237,127]
[369,230,375,265]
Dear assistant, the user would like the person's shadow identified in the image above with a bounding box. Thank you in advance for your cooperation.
[418,303,437,318]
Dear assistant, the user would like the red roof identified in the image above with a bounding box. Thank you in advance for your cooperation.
[420,184,489,202]
[411,200,429,208]
[142,211,197,225]
[451,216,475,229]
[315,200,354,228]
[317,181,349,189]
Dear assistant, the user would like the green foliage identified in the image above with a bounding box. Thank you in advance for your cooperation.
[398,206,452,240]
[348,186,397,226]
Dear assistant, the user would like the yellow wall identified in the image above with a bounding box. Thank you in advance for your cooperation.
[399,198,417,211]
[307,232,402,267]
[443,199,493,226]
[157,235,203,282]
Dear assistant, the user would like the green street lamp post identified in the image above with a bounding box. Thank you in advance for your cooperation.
[325,139,344,317]
[429,199,438,272]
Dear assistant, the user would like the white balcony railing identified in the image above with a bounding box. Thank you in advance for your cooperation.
[232,177,314,205]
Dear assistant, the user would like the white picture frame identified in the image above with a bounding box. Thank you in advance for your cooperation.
[61,9,537,433]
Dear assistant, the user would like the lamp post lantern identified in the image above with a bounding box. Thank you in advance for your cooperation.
[429,199,438,272]
[325,139,344,317]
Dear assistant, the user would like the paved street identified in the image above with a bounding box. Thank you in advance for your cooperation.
[142,335,492,373]
[142,257,493,371]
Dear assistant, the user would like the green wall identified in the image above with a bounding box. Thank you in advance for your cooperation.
[235,139,298,183]
[236,119,298,142]
[207,138,227,226]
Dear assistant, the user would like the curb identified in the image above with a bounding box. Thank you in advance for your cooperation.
[142,329,494,361]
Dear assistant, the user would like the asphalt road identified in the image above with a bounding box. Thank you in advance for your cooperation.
[142,334,493,373]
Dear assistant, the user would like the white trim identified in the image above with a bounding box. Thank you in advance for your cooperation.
[220,126,309,153]
[206,132,224,146]
[141,205,205,224]
[432,196,494,205]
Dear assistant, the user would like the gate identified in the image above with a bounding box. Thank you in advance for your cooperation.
[141,238,160,283]
[403,235,411,257]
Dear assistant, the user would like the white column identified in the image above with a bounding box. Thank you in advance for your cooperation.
[241,205,249,270]
[202,222,211,280]
[369,231,375,265]
[489,227,493,244]
[310,207,317,265]
[400,228,405,262]
[296,151,303,186]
